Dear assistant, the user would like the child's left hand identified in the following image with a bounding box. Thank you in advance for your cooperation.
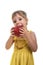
[19,26,28,38]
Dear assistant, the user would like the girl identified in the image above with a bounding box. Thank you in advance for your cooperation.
[5,10,38,65]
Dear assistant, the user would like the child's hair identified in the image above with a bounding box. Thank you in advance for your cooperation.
[12,10,27,21]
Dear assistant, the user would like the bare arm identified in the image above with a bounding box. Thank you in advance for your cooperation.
[19,26,38,52]
[5,27,15,49]
[25,31,38,52]
[5,36,14,49]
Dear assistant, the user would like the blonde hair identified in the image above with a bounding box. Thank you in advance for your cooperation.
[12,10,28,21]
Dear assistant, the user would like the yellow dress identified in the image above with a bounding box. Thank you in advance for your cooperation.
[10,35,34,65]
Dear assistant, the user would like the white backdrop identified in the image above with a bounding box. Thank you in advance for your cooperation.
[0,0,43,65]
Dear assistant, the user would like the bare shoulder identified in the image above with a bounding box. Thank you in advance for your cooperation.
[30,31,36,35]
[28,30,37,40]
[28,30,36,35]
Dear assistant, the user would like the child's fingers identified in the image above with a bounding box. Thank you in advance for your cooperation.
[11,31,15,34]
[11,34,15,37]
[11,27,14,30]
[10,29,14,33]
[10,32,15,37]
[19,30,24,34]
[10,29,15,35]
[19,28,24,32]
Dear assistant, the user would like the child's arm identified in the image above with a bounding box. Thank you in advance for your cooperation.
[5,36,14,49]
[25,31,38,52]
[5,28,15,49]
[19,27,38,52]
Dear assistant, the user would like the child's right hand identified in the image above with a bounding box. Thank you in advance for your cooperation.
[10,27,15,37]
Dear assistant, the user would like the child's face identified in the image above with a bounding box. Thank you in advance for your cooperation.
[12,13,28,27]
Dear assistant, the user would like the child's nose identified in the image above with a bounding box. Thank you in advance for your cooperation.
[16,21,20,25]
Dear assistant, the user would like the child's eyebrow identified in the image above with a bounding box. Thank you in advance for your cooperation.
[17,16,22,18]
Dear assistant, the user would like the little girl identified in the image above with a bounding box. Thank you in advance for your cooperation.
[5,10,38,65]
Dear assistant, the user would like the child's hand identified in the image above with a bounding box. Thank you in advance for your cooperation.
[19,26,28,38]
[10,27,15,37]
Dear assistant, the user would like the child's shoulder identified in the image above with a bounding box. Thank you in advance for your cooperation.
[28,30,36,36]
[27,30,32,33]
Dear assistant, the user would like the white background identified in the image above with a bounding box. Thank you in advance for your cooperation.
[0,0,43,65]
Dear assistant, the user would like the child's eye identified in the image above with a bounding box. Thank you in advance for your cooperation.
[13,20,16,23]
[19,18,22,21]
